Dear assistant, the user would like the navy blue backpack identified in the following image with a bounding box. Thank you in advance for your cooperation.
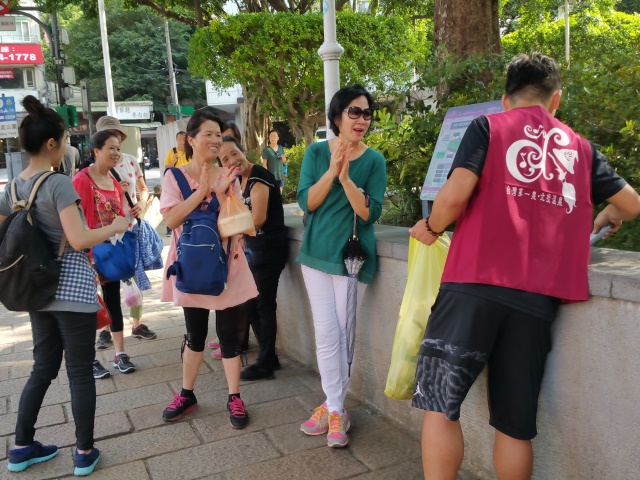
[165,168,228,295]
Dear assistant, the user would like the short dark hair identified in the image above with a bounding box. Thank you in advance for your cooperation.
[19,95,66,155]
[505,53,562,101]
[176,131,186,138]
[327,84,375,137]
[268,129,278,135]
[222,135,244,152]
[79,130,119,170]
[184,109,225,161]
[223,122,242,143]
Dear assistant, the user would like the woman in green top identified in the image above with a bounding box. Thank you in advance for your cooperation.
[261,129,287,193]
[297,85,387,448]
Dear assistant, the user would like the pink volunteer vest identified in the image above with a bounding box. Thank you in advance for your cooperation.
[441,105,594,302]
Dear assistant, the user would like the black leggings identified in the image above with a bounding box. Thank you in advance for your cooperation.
[101,281,123,333]
[183,305,247,358]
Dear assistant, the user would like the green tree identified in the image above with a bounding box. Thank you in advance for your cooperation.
[190,11,427,152]
[502,9,640,249]
[33,0,351,26]
[60,0,206,113]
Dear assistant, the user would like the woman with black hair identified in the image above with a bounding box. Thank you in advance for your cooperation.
[218,135,288,380]
[73,131,137,378]
[296,85,387,448]
[160,110,257,428]
[0,96,128,475]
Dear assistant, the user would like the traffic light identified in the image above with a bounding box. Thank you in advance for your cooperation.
[54,105,78,127]
[67,105,78,127]
[55,106,69,126]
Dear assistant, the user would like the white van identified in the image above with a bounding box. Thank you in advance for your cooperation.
[314,126,327,142]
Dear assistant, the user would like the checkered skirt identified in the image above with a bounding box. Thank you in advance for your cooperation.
[55,251,99,304]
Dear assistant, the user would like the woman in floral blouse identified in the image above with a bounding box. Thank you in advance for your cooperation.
[73,130,136,377]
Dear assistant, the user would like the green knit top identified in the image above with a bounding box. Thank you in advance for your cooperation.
[296,141,387,284]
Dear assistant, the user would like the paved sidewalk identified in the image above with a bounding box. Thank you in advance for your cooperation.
[0,241,426,479]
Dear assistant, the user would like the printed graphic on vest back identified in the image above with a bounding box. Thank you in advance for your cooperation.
[506,124,578,214]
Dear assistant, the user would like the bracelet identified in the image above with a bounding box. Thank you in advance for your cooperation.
[424,216,444,237]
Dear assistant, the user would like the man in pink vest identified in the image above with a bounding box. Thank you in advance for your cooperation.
[409,53,640,480]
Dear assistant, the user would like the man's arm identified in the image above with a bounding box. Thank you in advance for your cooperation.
[409,168,479,245]
[593,184,640,237]
[164,150,177,168]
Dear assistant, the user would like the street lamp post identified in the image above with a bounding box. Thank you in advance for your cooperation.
[164,21,181,120]
[318,0,343,140]
[98,0,116,116]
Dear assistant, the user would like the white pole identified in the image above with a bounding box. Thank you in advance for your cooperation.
[318,0,343,140]
[565,0,570,68]
[164,21,181,119]
[98,0,116,116]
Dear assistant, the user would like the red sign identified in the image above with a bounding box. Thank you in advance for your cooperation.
[0,2,10,16]
[0,68,13,79]
[0,44,44,65]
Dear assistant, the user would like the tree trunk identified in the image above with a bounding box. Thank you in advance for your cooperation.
[433,0,502,58]
[241,85,269,158]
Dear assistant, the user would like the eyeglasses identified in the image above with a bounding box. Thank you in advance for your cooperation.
[344,106,374,121]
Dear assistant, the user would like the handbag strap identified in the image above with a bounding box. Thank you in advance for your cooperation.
[168,167,193,201]
[10,171,68,258]
[169,167,217,214]
[110,168,140,225]
[11,171,56,211]
[352,189,370,238]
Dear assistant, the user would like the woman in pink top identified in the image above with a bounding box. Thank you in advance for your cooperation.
[160,110,258,428]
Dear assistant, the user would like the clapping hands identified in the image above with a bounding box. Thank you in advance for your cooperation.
[329,141,353,184]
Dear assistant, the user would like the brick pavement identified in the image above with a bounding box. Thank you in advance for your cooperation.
[0,237,428,480]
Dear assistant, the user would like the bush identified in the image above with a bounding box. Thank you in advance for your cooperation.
[282,140,306,203]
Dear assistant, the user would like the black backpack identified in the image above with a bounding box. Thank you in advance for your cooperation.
[0,172,66,311]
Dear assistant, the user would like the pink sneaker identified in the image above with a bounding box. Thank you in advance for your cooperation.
[327,410,351,448]
[208,338,221,349]
[211,347,222,359]
[300,403,329,435]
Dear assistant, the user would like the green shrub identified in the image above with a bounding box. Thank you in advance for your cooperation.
[282,140,306,203]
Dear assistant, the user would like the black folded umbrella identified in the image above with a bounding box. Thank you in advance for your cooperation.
[344,210,366,377]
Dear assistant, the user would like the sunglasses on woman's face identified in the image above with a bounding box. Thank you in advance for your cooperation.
[343,106,374,121]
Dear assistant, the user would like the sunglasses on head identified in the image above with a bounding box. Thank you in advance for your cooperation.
[344,106,374,121]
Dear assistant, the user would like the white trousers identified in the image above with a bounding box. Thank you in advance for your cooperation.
[301,265,367,413]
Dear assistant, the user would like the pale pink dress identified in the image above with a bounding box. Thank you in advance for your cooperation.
[160,166,258,309]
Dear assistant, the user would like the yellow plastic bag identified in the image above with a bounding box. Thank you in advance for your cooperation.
[384,234,450,400]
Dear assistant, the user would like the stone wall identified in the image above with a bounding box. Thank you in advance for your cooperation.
[276,208,640,479]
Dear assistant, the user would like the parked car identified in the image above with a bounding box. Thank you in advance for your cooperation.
[315,126,327,142]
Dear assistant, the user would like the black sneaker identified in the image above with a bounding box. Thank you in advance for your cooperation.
[96,330,112,350]
[272,356,281,371]
[74,448,100,476]
[7,441,58,472]
[162,393,198,422]
[131,324,157,340]
[92,360,110,379]
[113,353,135,374]
[227,395,249,429]
[241,363,274,381]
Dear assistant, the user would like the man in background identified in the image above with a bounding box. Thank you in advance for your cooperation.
[164,131,188,168]
[60,136,80,178]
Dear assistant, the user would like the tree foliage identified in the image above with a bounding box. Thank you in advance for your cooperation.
[503,9,640,249]
[189,11,427,148]
[59,0,206,112]
[33,0,349,26]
